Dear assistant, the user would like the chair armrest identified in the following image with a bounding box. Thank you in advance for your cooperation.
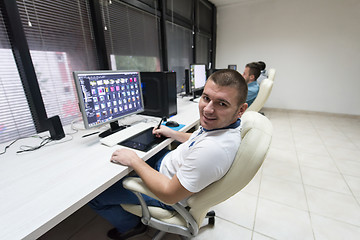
[123,177,157,224]
[123,177,199,235]
[123,177,162,202]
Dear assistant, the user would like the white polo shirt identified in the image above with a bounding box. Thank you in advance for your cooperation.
[159,119,241,193]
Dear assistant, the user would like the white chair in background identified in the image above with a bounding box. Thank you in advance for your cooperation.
[267,68,276,82]
[246,78,273,113]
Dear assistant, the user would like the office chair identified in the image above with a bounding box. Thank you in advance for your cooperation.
[121,111,273,239]
[246,78,273,113]
[267,68,276,82]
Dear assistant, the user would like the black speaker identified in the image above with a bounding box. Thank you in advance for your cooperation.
[140,72,177,118]
[47,115,65,140]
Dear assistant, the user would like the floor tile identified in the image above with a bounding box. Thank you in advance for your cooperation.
[321,135,358,151]
[241,168,262,196]
[292,133,323,146]
[69,215,113,240]
[334,159,360,177]
[295,143,330,157]
[266,147,298,164]
[305,185,360,226]
[343,175,360,198]
[192,217,252,240]
[254,198,314,240]
[262,158,302,184]
[211,191,258,229]
[270,135,296,152]
[38,204,98,240]
[297,152,339,173]
[252,232,276,240]
[327,147,360,162]
[311,214,360,240]
[301,166,352,195]
[259,175,308,211]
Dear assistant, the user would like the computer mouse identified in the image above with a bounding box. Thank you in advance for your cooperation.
[165,121,179,127]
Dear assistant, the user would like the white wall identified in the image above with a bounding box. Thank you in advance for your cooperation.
[215,0,360,115]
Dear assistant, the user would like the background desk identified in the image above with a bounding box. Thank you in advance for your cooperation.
[0,97,199,240]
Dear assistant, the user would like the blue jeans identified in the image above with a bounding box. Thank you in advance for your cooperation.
[89,148,172,233]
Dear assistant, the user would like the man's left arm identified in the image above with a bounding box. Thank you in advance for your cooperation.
[111,149,193,205]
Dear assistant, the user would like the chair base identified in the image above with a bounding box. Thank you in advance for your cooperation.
[150,210,216,240]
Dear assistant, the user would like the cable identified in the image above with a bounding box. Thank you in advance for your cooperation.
[16,137,53,154]
[0,138,22,155]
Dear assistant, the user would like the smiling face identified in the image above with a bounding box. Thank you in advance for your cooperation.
[198,79,247,130]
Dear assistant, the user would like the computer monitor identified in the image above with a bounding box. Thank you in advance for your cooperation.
[190,64,207,92]
[73,70,144,137]
[228,64,237,70]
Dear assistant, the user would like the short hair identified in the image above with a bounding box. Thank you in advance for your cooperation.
[207,69,248,106]
[245,62,262,79]
[257,61,266,71]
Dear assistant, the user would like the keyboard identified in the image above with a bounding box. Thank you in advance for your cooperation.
[100,122,152,147]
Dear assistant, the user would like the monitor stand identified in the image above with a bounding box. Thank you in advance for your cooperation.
[189,89,203,101]
[99,121,127,138]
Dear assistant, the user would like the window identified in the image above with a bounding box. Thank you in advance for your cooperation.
[195,33,210,65]
[166,21,193,93]
[0,9,36,143]
[101,0,161,72]
[166,0,193,23]
[16,0,99,126]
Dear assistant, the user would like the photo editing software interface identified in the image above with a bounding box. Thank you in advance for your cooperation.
[73,71,144,130]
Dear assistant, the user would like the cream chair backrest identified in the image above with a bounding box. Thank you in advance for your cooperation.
[246,78,273,112]
[187,111,273,226]
[267,68,276,82]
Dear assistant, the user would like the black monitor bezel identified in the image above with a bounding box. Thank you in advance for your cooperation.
[73,70,145,130]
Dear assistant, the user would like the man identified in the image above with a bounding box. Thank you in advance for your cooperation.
[90,69,248,240]
[242,62,261,107]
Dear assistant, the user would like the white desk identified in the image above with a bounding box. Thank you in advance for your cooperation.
[0,97,199,240]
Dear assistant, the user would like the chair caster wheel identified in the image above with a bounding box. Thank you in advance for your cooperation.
[206,210,215,225]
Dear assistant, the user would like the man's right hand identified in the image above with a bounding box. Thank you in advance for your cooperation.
[152,125,191,143]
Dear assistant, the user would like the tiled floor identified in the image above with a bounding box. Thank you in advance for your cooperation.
[38,109,360,240]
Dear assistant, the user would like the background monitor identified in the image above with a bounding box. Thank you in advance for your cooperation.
[73,70,144,137]
[228,64,237,70]
[190,64,207,92]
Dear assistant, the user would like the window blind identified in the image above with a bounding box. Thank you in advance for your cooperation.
[196,33,210,65]
[0,9,36,144]
[102,0,161,71]
[198,0,212,34]
[166,0,193,22]
[16,0,99,126]
[166,21,193,93]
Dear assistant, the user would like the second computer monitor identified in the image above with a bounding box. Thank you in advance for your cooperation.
[190,64,207,92]
[228,64,237,70]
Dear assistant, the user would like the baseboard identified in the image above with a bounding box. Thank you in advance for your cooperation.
[261,107,360,119]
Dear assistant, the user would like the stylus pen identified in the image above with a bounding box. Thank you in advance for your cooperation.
[82,131,100,138]
[157,118,164,129]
